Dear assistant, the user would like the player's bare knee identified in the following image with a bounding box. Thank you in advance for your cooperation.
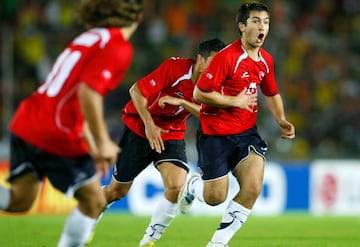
[242,184,262,201]
[204,193,226,206]
[92,198,107,214]
[166,182,183,195]
[8,192,37,212]
[164,184,183,203]
[8,202,32,212]
[108,188,127,201]
[79,196,106,217]
[251,182,263,197]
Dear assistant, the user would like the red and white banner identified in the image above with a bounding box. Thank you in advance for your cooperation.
[310,160,360,215]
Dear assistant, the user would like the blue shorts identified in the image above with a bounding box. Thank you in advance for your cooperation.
[113,126,189,183]
[196,126,268,180]
[8,134,97,197]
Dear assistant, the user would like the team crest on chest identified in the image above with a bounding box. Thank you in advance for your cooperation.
[259,71,265,80]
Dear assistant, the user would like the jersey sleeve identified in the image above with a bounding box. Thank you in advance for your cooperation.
[136,58,176,102]
[80,42,133,96]
[196,52,229,93]
[260,52,279,96]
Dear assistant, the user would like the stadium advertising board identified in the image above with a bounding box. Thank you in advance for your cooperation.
[310,160,360,215]
[126,162,310,215]
[0,160,359,215]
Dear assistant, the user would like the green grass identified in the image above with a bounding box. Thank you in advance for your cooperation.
[0,213,359,247]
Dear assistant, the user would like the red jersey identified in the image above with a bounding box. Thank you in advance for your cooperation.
[122,57,196,140]
[10,28,133,157]
[196,39,279,135]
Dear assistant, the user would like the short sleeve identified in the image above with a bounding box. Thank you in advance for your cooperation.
[80,41,133,96]
[196,52,229,92]
[260,54,279,96]
[137,58,175,102]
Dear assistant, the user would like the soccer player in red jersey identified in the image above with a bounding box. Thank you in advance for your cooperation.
[99,38,226,247]
[0,0,143,246]
[178,2,296,247]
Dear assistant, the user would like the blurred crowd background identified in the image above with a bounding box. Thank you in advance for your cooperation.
[0,0,359,161]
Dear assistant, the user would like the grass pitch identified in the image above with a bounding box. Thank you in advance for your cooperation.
[0,213,359,247]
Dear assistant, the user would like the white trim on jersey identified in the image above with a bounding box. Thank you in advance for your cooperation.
[171,65,193,87]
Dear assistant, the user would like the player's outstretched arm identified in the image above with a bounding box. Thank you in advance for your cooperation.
[78,82,120,176]
[264,94,295,139]
[129,82,168,153]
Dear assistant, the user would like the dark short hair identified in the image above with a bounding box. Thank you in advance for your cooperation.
[195,38,226,60]
[77,0,144,29]
[236,2,269,28]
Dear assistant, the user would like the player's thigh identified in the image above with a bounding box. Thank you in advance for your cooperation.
[158,162,187,190]
[9,172,41,211]
[156,139,188,193]
[234,150,264,194]
[203,175,229,205]
[8,135,43,210]
[114,128,155,182]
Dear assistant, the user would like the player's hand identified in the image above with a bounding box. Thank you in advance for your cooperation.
[234,87,257,112]
[278,119,295,139]
[158,96,183,108]
[94,159,110,180]
[92,140,121,179]
[144,121,168,153]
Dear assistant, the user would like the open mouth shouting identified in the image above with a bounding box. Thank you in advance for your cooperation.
[257,33,265,43]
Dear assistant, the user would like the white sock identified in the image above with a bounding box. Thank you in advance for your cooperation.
[139,196,177,245]
[57,207,97,247]
[210,200,251,244]
[0,186,10,210]
[189,176,204,202]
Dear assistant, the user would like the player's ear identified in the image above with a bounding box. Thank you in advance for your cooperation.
[238,22,246,33]
[196,54,206,72]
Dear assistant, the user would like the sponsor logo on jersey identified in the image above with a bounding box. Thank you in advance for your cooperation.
[241,71,250,78]
[246,82,258,94]
[150,79,156,86]
[206,73,213,79]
